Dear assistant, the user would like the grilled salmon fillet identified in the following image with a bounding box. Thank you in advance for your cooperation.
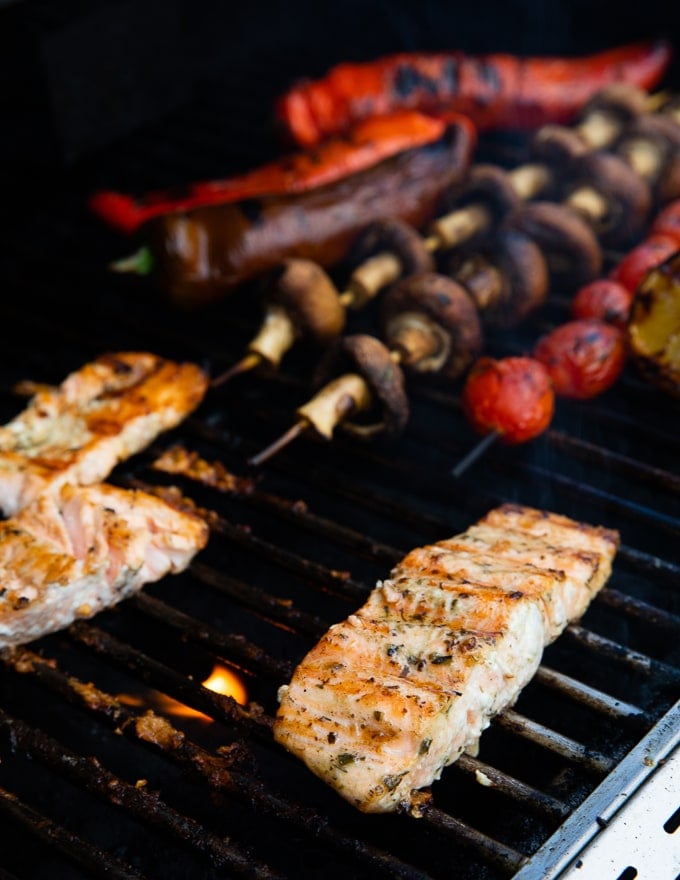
[0,352,208,517]
[0,482,209,648]
[274,504,619,813]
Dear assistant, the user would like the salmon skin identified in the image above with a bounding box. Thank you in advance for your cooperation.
[0,352,208,517]
[0,482,209,649]
[274,503,619,813]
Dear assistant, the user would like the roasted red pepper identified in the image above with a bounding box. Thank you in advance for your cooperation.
[91,111,454,235]
[95,111,475,308]
[277,41,671,147]
[461,356,555,444]
[534,319,627,399]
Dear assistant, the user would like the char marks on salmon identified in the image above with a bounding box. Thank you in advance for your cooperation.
[274,504,618,813]
[0,352,208,517]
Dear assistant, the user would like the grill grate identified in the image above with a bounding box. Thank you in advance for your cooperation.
[1,68,679,880]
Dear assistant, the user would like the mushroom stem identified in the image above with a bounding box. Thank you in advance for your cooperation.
[248,373,372,467]
[385,312,449,372]
[564,185,610,225]
[576,110,622,151]
[339,252,403,309]
[508,163,552,201]
[296,373,372,439]
[426,203,492,252]
[454,259,505,312]
[620,138,663,183]
[647,90,671,112]
[247,304,298,368]
[211,351,263,388]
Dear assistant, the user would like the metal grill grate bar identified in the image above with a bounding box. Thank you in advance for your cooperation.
[0,786,147,880]
[0,709,282,880]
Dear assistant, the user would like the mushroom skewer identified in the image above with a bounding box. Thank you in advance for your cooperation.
[250,227,557,467]
[249,273,485,467]
[343,84,658,296]
[248,334,409,467]
[211,220,435,387]
[218,85,680,390]
[338,88,678,308]
[211,259,345,387]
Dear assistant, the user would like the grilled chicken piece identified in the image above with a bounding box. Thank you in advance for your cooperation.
[274,504,618,813]
[0,482,209,648]
[0,352,208,517]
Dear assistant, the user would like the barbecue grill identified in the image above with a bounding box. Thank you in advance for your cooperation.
[1,3,679,878]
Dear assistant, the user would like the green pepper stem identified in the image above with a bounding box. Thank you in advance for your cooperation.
[109,246,154,275]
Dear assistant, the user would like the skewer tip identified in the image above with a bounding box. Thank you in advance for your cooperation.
[248,421,307,468]
[451,430,500,479]
[211,352,263,388]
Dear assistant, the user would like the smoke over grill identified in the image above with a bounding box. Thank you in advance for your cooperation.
[0,2,679,878]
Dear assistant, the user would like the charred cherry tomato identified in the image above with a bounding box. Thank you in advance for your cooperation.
[571,279,633,328]
[650,200,680,246]
[534,319,626,399]
[610,234,678,292]
[461,356,554,444]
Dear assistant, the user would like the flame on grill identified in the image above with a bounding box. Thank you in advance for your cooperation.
[202,664,248,705]
[118,663,247,720]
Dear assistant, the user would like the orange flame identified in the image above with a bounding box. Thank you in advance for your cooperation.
[118,663,248,721]
[203,664,248,705]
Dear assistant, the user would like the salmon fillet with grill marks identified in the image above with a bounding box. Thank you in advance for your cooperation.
[0,482,209,648]
[274,504,619,813]
[0,352,208,517]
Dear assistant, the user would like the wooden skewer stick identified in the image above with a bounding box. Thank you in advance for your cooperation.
[248,374,372,467]
[211,352,263,388]
[451,430,501,479]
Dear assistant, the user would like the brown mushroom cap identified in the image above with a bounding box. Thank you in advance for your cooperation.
[270,259,345,346]
[438,165,521,240]
[450,229,549,328]
[380,273,483,380]
[621,114,680,151]
[655,153,680,206]
[505,202,603,289]
[313,334,409,438]
[615,115,680,206]
[348,218,434,277]
[563,152,652,247]
[578,84,649,126]
[531,125,589,176]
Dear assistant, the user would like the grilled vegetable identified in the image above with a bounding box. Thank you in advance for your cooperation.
[100,112,475,308]
[90,111,451,235]
[277,41,671,147]
[274,503,618,813]
[534,319,626,399]
[610,233,679,292]
[650,199,680,244]
[628,250,680,396]
[571,279,633,328]
[0,353,208,517]
[0,483,208,648]
[461,356,554,444]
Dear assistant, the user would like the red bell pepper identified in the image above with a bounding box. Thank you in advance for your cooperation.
[277,40,672,147]
[90,110,457,235]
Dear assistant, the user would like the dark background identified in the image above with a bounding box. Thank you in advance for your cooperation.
[2,0,679,177]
